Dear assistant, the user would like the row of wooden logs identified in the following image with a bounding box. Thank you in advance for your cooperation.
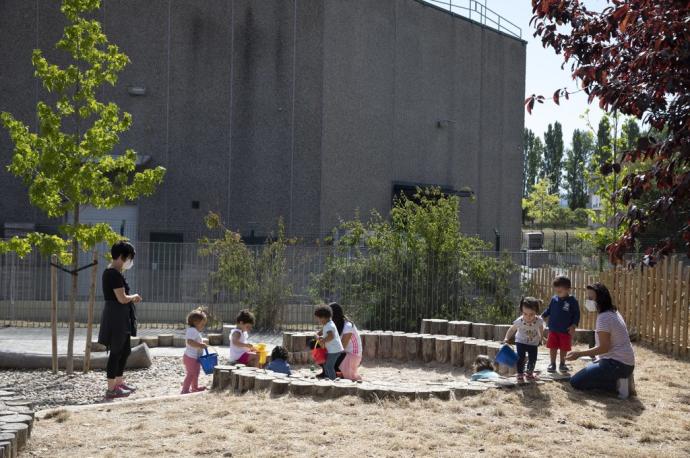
[0,390,35,458]
[420,319,596,347]
[211,365,488,402]
[91,333,223,352]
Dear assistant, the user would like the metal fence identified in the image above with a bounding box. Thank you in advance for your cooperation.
[0,242,599,332]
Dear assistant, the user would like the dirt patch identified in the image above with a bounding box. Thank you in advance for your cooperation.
[24,345,690,457]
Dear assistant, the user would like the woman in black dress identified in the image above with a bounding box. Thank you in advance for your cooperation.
[98,241,142,399]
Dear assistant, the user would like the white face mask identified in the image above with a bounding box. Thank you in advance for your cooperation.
[585,299,597,312]
[123,259,134,270]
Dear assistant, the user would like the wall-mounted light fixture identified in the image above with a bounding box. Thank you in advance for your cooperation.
[436,119,457,128]
[128,85,147,96]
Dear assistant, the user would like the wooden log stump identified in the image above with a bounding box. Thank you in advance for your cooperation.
[0,433,15,458]
[157,334,174,347]
[378,333,393,359]
[313,380,333,398]
[447,321,463,336]
[363,333,379,361]
[254,374,274,391]
[238,371,256,392]
[455,321,472,337]
[476,341,489,358]
[422,336,436,363]
[4,407,31,418]
[434,336,452,363]
[493,325,512,342]
[415,389,431,400]
[429,319,449,335]
[139,336,158,348]
[0,415,32,436]
[454,385,487,398]
[290,333,309,353]
[428,386,451,401]
[173,336,186,348]
[0,440,11,458]
[463,340,478,369]
[450,339,465,367]
[405,334,420,361]
[208,333,223,346]
[130,336,141,347]
[270,379,290,396]
[282,332,295,351]
[357,384,383,402]
[231,370,243,390]
[289,381,314,397]
[0,424,27,450]
[471,323,490,340]
[392,334,407,361]
[332,382,358,398]
[217,368,234,390]
[420,319,434,334]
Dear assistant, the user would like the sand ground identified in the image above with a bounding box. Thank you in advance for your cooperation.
[25,345,690,458]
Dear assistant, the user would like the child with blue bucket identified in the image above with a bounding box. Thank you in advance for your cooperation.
[182,307,210,394]
[502,297,545,382]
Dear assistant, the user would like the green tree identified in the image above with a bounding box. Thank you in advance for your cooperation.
[523,128,543,198]
[594,116,612,168]
[522,178,561,228]
[564,129,594,210]
[310,188,518,329]
[621,118,640,152]
[543,122,564,194]
[0,0,166,373]
[199,213,294,329]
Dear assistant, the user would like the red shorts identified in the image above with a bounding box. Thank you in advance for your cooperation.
[236,352,252,364]
[546,331,572,351]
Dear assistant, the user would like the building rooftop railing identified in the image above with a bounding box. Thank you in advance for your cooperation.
[421,0,522,40]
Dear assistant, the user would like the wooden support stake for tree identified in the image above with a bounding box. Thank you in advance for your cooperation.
[50,254,58,374]
[83,249,98,373]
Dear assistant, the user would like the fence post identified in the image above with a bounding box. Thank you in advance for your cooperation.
[50,254,58,374]
[83,248,98,373]
[494,229,500,253]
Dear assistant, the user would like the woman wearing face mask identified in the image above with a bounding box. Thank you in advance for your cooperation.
[566,283,635,399]
[98,241,143,399]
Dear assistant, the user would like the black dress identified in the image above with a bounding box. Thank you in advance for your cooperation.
[98,268,137,350]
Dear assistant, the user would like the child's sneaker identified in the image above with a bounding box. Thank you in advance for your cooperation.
[617,378,630,400]
[516,373,525,383]
[526,372,539,381]
[105,387,131,399]
[559,363,569,372]
[547,363,556,373]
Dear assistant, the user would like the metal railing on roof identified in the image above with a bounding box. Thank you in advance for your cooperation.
[421,0,522,39]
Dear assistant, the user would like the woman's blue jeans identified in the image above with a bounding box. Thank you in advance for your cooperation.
[324,352,343,380]
[570,358,634,393]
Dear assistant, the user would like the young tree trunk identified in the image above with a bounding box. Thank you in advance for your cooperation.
[50,254,58,374]
[83,248,98,373]
[66,207,79,375]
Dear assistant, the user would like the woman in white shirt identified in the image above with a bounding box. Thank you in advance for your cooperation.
[567,283,636,399]
[331,303,362,381]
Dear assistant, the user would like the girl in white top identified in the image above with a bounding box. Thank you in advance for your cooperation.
[340,320,363,381]
[182,308,208,394]
[229,309,259,367]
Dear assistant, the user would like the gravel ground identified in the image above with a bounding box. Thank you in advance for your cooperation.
[0,356,213,410]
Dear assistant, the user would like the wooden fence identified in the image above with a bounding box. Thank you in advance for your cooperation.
[528,256,690,358]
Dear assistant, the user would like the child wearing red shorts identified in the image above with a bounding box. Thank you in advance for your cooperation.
[542,276,580,373]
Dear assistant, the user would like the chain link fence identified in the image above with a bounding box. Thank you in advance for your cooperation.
[0,242,600,332]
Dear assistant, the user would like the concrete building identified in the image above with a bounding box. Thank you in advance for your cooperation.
[0,0,526,248]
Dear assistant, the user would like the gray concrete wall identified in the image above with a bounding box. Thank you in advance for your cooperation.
[320,0,526,249]
[0,0,525,248]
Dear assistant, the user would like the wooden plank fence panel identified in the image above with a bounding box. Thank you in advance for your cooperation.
[673,261,683,357]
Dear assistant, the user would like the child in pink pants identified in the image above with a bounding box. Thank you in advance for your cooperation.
[182,308,208,394]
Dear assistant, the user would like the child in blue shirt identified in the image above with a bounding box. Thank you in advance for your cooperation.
[542,276,580,373]
[470,355,500,381]
[266,345,291,375]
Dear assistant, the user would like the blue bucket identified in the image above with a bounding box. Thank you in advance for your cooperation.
[495,344,518,367]
[199,348,218,375]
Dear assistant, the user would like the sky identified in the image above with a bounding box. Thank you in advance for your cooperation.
[488,0,608,146]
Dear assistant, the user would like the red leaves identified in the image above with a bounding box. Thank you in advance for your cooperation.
[531,0,690,261]
[524,94,545,115]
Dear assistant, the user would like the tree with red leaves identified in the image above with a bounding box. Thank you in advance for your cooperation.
[526,0,690,263]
